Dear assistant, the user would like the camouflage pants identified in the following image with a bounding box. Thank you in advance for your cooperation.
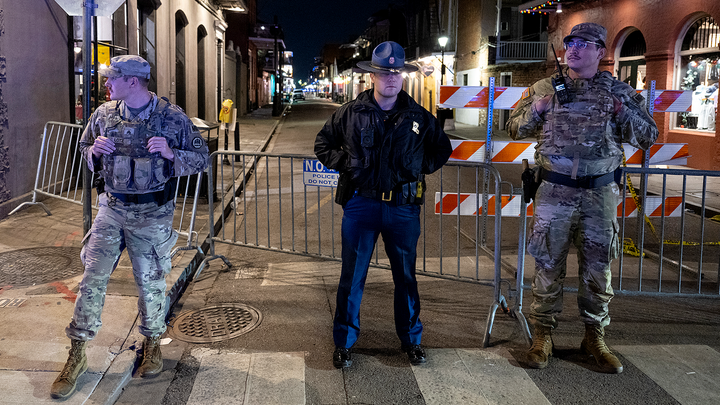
[527,181,620,329]
[66,193,178,341]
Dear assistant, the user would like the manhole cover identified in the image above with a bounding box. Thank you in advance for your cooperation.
[0,247,84,286]
[169,303,262,343]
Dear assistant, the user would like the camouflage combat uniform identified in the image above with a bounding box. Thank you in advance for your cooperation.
[507,69,658,329]
[68,93,208,340]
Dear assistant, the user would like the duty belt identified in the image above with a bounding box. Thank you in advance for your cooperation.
[355,181,423,206]
[109,181,176,206]
[540,169,616,189]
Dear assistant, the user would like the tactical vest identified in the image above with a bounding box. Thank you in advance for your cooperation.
[539,72,622,176]
[101,99,172,194]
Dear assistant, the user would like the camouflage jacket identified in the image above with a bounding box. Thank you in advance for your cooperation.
[507,69,658,177]
[79,92,209,194]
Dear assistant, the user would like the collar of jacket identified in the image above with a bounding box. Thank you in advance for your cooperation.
[113,92,160,122]
[553,67,613,82]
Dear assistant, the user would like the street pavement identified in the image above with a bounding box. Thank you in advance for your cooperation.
[0,97,719,404]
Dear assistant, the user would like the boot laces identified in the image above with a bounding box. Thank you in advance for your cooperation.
[530,329,551,351]
[144,337,161,356]
[587,327,610,353]
[58,346,83,380]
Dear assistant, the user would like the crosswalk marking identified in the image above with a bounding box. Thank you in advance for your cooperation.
[412,348,550,405]
[178,345,720,405]
[615,345,720,405]
[187,350,305,405]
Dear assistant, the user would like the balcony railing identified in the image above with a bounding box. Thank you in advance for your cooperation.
[496,41,547,61]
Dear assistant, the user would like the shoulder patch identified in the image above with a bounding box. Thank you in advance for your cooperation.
[522,87,534,100]
[192,136,204,149]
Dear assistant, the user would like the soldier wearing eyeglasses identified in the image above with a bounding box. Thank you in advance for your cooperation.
[507,23,658,373]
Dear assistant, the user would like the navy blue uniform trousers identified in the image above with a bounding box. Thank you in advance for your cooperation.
[333,195,424,349]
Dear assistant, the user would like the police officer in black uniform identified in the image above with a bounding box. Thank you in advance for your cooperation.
[315,41,452,368]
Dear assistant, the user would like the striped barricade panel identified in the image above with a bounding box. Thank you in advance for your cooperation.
[434,192,683,218]
[439,86,692,113]
[448,140,690,166]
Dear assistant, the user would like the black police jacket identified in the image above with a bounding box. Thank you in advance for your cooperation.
[314,89,452,204]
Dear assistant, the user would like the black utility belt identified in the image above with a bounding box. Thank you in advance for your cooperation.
[109,181,176,205]
[355,181,423,206]
[541,169,616,189]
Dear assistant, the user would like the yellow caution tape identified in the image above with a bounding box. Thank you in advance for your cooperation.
[619,151,719,250]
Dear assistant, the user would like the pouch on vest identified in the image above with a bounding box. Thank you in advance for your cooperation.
[134,157,153,190]
[112,155,132,190]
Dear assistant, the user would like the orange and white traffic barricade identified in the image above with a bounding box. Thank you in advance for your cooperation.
[434,192,683,218]
[447,140,691,166]
[439,82,691,167]
[439,86,693,113]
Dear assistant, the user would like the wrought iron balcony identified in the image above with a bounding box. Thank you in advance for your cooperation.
[496,41,547,61]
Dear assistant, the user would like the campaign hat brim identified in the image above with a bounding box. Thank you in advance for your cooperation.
[357,60,418,73]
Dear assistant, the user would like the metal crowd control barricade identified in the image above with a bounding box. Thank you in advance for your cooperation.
[9,121,92,215]
[199,149,530,347]
[10,121,206,260]
[170,170,206,259]
[617,166,720,296]
[440,80,719,304]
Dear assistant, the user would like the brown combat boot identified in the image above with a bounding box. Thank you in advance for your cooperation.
[136,336,163,378]
[50,339,88,399]
[527,325,553,369]
[581,324,623,374]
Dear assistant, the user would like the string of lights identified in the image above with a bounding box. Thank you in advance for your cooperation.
[520,0,558,15]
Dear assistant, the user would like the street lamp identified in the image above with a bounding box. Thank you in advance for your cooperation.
[438,35,449,86]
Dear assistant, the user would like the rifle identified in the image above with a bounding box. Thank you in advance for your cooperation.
[551,44,574,105]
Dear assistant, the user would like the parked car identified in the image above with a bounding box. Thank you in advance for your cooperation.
[293,89,305,101]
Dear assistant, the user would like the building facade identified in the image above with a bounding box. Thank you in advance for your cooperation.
[0,0,246,218]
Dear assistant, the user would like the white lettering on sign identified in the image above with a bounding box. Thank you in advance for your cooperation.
[303,159,339,188]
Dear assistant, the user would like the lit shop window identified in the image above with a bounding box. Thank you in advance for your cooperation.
[676,16,719,132]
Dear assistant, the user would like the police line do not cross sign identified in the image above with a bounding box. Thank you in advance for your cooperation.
[303,160,339,188]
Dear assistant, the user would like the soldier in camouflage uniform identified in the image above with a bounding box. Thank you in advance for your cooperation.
[507,23,658,373]
[51,55,208,399]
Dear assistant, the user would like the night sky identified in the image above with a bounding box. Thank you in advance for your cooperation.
[257,0,402,83]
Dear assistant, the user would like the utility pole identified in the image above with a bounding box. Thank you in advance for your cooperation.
[271,17,282,116]
[82,0,96,235]
[54,0,125,234]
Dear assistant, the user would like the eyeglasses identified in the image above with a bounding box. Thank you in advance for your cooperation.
[563,40,603,50]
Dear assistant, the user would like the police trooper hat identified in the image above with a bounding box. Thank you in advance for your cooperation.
[99,55,152,79]
[563,22,607,48]
[357,41,418,73]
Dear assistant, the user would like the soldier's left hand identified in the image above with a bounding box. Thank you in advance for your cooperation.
[147,137,175,161]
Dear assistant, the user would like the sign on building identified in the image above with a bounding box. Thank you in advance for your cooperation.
[303,160,338,188]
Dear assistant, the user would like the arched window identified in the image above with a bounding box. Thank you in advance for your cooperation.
[175,11,189,112]
[618,31,647,90]
[197,25,208,119]
[676,16,719,131]
[138,0,160,93]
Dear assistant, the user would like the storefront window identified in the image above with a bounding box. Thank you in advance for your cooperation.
[72,3,129,123]
[676,16,719,131]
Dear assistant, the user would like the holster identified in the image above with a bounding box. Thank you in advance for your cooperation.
[93,176,106,194]
[335,172,355,206]
[521,164,540,204]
